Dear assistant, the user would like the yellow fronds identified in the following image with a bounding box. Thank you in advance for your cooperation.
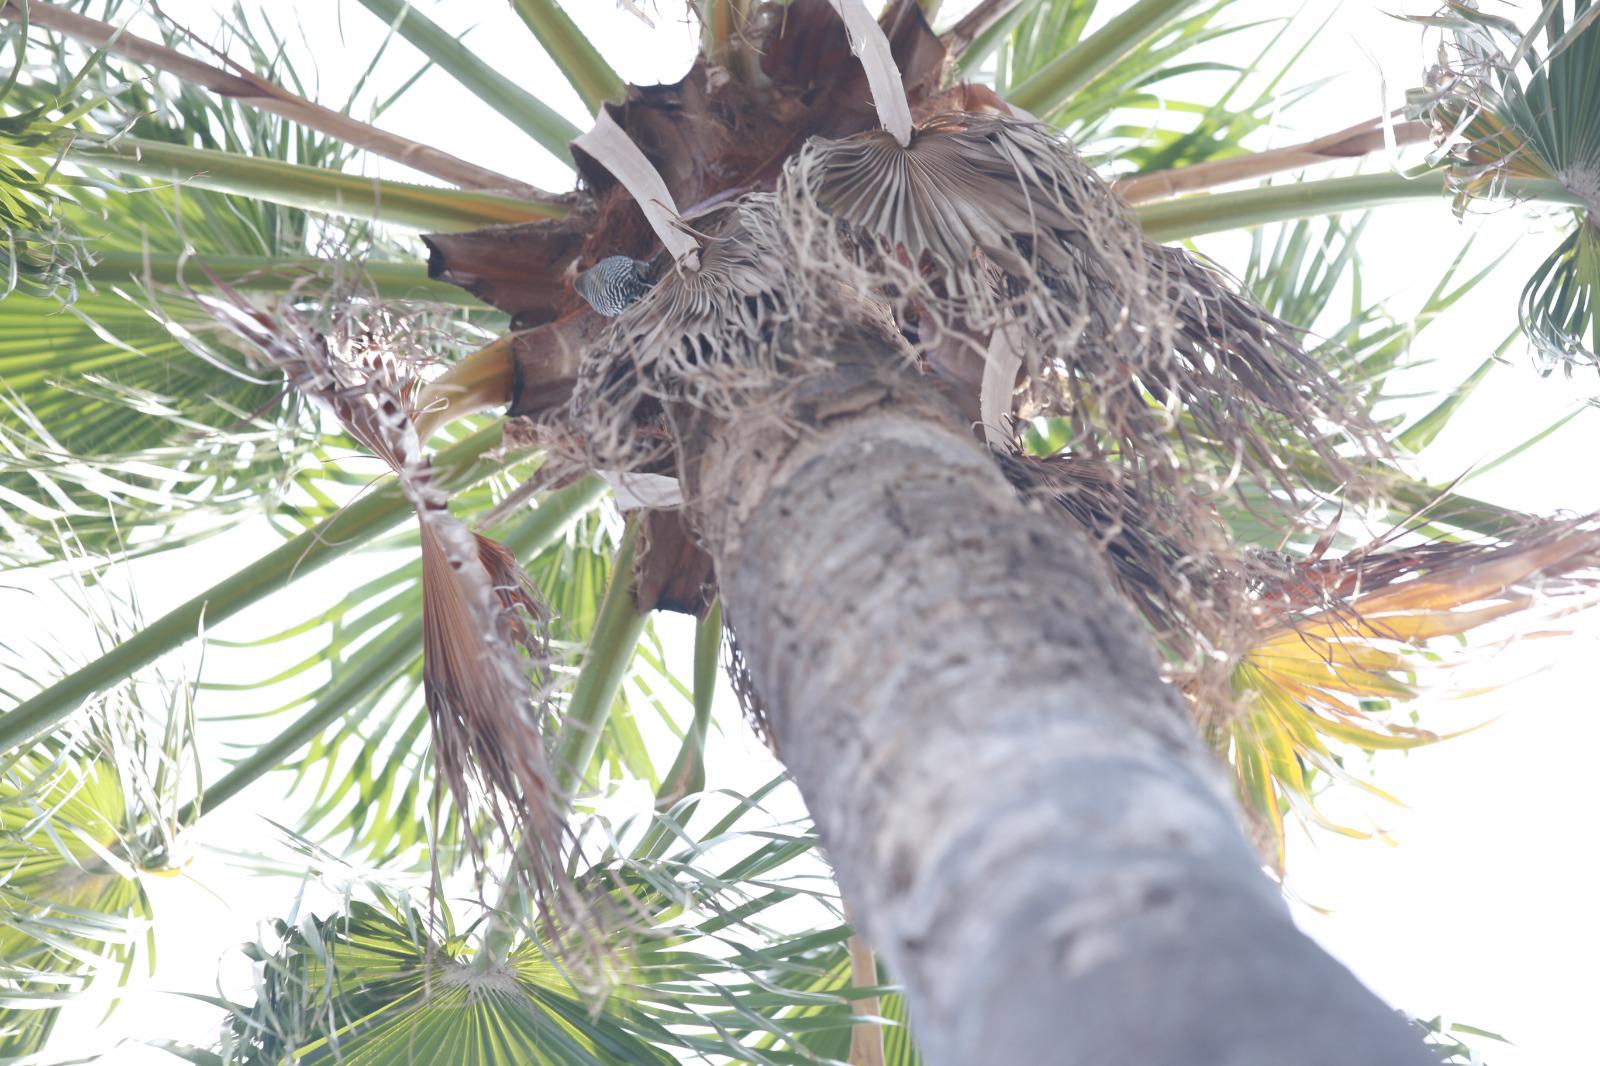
[1228,517,1600,865]
[415,334,517,442]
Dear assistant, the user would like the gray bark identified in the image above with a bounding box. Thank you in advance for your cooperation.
[685,335,1436,1066]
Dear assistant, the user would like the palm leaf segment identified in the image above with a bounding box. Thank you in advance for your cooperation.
[0,52,318,562]
[0,78,95,300]
[0,734,175,1057]
[1410,0,1600,365]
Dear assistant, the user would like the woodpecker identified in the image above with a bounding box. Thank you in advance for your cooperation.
[574,256,653,317]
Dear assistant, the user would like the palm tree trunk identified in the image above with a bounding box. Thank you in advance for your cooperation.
[685,332,1434,1065]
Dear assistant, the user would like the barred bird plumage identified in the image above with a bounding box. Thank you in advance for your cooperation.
[575,255,653,316]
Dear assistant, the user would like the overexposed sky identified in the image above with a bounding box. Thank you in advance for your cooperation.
[13,2,1600,1063]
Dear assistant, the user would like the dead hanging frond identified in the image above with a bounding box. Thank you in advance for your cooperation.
[1231,512,1600,867]
[201,289,575,925]
[565,195,812,482]
[1408,0,1600,366]
[776,112,1378,497]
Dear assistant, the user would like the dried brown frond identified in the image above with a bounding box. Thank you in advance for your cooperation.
[1237,512,1600,746]
[1256,514,1600,644]
[564,196,813,482]
[998,448,1258,700]
[418,509,567,901]
[941,0,1025,56]
[201,289,577,931]
[776,113,1378,497]
[423,201,596,328]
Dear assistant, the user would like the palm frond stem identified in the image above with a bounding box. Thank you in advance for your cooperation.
[1135,172,1584,242]
[509,0,625,113]
[574,111,699,265]
[1007,0,1208,116]
[1116,117,1432,204]
[1296,454,1527,539]
[846,931,886,1066]
[655,599,720,810]
[697,0,761,81]
[355,0,581,166]
[826,0,913,146]
[636,600,723,862]
[942,0,1027,56]
[85,250,479,304]
[0,0,545,195]
[69,137,564,232]
[550,518,645,797]
[176,620,418,823]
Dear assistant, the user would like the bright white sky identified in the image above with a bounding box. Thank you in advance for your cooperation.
[15,1,1600,1063]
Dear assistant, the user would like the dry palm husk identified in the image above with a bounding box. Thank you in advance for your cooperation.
[776,113,1375,489]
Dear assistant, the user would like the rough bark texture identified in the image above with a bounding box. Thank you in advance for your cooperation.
[686,336,1435,1065]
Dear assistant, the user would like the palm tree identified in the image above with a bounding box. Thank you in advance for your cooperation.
[2,0,1596,1062]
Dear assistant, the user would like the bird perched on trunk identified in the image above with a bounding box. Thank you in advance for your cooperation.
[574,255,653,317]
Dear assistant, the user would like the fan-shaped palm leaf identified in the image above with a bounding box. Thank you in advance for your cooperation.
[0,30,492,561]
[0,65,96,300]
[1409,0,1600,364]
[177,774,848,1064]
[203,893,675,1065]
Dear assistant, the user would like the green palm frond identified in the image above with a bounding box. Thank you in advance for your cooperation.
[0,664,194,1057]
[0,423,509,755]
[509,0,625,114]
[0,752,148,1049]
[1520,218,1599,371]
[0,11,548,561]
[175,778,847,1065]
[960,0,1386,200]
[0,284,309,565]
[1239,213,1506,393]
[749,943,923,1065]
[0,66,96,301]
[1,38,441,562]
[1002,0,1208,115]
[1081,11,1312,176]
[1413,1014,1512,1064]
[204,892,676,1065]
[1409,0,1600,365]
